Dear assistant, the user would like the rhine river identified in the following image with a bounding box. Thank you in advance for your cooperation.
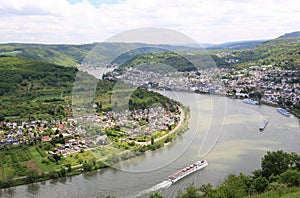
[1,91,299,198]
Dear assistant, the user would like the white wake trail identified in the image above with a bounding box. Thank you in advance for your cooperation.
[130,180,172,197]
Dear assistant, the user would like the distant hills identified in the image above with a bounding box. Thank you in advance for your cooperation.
[230,31,300,69]
[0,43,198,67]
[0,30,299,69]
[279,31,300,38]
[205,40,268,50]
[0,43,97,67]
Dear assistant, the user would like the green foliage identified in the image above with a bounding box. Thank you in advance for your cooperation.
[199,183,213,196]
[261,150,292,179]
[251,176,269,194]
[48,171,59,179]
[210,173,250,198]
[251,187,300,198]
[25,168,38,183]
[233,37,300,70]
[120,51,197,72]
[176,183,200,198]
[0,43,97,67]
[82,162,93,172]
[0,56,77,120]
[129,88,179,111]
[149,192,165,198]
[279,169,300,187]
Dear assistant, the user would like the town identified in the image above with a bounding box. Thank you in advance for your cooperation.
[104,64,299,112]
[0,106,180,154]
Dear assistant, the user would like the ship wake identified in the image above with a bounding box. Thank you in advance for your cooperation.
[130,180,172,197]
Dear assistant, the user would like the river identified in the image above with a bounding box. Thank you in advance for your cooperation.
[1,91,299,198]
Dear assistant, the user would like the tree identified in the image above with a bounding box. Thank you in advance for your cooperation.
[149,192,164,198]
[0,115,5,122]
[210,173,249,198]
[3,167,14,187]
[176,183,200,198]
[26,168,39,183]
[151,136,154,145]
[261,150,292,178]
[82,162,93,172]
[199,183,213,196]
[42,141,53,150]
[252,169,263,179]
[60,168,66,177]
[49,171,59,179]
[279,169,300,187]
[290,152,300,170]
[250,176,269,194]
[66,163,72,172]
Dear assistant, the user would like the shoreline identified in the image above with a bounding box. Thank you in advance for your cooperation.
[0,105,190,189]
[3,91,296,190]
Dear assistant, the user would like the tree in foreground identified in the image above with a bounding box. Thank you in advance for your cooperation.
[149,192,165,198]
[176,183,200,198]
[250,176,269,194]
[199,183,213,196]
[261,150,292,179]
[279,169,300,187]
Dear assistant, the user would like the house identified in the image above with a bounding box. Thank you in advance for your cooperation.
[57,124,64,130]
[42,135,50,141]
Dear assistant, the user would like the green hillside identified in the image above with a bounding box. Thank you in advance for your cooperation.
[232,37,300,69]
[119,51,197,72]
[0,55,180,121]
[0,43,198,68]
[1,36,299,70]
[0,43,97,67]
[0,56,77,120]
[252,187,300,198]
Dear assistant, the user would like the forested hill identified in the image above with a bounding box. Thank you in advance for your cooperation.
[0,55,179,121]
[0,56,77,96]
[0,43,198,67]
[1,31,299,70]
[279,31,300,38]
[0,56,78,120]
[0,43,97,67]
[231,33,300,69]
[206,40,267,50]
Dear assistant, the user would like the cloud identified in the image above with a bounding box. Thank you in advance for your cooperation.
[0,0,299,44]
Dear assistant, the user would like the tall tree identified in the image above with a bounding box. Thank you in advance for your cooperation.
[261,150,292,178]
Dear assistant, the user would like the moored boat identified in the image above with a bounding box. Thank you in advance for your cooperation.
[276,108,291,117]
[242,99,258,105]
[168,160,208,183]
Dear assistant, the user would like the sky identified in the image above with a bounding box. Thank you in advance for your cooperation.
[0,0,299,44]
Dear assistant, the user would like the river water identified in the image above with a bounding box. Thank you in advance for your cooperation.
[1,91,299,198]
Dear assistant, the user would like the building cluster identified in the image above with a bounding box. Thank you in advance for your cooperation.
[221,66,300,106]
[0,105,179,156]
[106,65,299,108]
[0,117,104,156]
[76,106,178,141]
[105,68,224,93]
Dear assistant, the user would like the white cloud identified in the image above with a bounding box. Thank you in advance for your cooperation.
[0,0,299,44]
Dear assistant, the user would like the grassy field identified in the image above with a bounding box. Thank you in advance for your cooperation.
[252,187,300,198]
[28,147,49,172]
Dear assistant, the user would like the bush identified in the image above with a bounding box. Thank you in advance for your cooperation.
[279,169,300,187]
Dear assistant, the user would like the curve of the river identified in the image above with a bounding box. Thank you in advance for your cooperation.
[1,91,299,198]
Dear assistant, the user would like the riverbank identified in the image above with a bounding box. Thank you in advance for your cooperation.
[1,91,299,197]
[0,105,190,189]
[225,94,300,119]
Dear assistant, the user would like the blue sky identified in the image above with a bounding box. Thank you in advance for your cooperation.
[0,0,299,44]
